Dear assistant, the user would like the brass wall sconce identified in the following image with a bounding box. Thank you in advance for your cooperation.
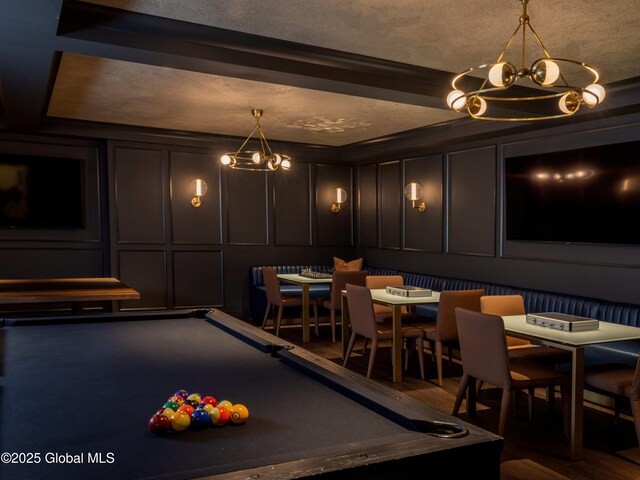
[331,188,347,213]
[190,178,208,207]
[404,182,425,213]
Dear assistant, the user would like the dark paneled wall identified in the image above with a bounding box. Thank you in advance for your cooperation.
[355,119,640,305]
[0,132,353,318]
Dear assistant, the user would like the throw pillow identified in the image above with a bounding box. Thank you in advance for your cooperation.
[334,257,363,271]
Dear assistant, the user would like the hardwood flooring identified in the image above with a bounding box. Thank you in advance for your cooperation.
[275,324,640,480]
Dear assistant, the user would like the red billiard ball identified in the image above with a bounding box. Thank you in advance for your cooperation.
[210,406,230,426]
[201,396,217,407]
[148,414,171,434]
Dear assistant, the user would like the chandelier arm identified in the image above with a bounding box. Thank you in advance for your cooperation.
[234,125,260,157]
[495,23,523,65]
[258,127,273,156]
[468,108,578,122]
[526,23,571,88]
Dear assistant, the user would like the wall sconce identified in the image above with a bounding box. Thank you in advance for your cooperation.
[190,178,208,207]
[404,182,426,213]
[331,188,347,213]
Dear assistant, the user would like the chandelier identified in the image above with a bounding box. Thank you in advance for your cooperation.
[446,0,605,121]
[220,109,291,171]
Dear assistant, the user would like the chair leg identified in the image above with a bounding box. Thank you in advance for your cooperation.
[435,341,443,386]
[367,340,378,379]
[453,373,470,416]
[614,398,621,426]
[447,345,453,366]
[262,302,272,329]
[512,390,519,418]
[417,338,425,380]
[560,383,571,440]
[404,339,410,372]
[343,332,358,368]
[313,303,319,336]
[330,309,336,344]
[275,306,284,337]
[630,399,640,446]
[528,388,535,421]
[362,338,369,356]
[499,389,512,437]
[476,380,484,397]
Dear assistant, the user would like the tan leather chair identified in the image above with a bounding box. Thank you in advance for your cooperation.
[480,295,571,364]
[320,270,367,343]
[585,357,640,445]
[423,289,485,386]
[261,267,318,337]
[481,294,572,417]
[453,308,570,438]
[343,283,425,380]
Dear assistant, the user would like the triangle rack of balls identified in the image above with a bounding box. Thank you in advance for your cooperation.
[149,389,249,434]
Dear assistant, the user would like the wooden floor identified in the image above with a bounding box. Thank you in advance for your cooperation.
[275,324,640,480]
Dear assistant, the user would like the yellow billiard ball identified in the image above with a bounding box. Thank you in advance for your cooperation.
[229,404,249,424]
[217,400,233,410]
[187,393,202,404]
[200,403,215,414]
[161,407,175,418]
[170,411,191,432]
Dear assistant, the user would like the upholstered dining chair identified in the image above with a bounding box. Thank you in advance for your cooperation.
[453,308,570,438]
[585,356,640,446]
[320,270,367,343]
[423,289,485,387]
[343,283,425,380]
[480,294,572,417]
[261,267,318,337]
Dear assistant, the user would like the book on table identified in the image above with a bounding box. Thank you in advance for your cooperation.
[385,285,432,297]
[525,312,599,332]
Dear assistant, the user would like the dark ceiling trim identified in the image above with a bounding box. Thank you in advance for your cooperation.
[56,1,544,113]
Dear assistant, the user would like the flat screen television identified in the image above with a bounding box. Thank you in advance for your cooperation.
[0,153,84,229]
[505,139,640,246]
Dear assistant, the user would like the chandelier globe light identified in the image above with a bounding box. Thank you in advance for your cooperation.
[446,0,605,121]
[220,109,291,171]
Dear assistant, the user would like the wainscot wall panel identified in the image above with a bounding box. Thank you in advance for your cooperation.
[448,146,496,256]
[274,162,312,246]
[403,155,443,252]
[226,169,269,245]
[379,161,401,249]
[173,250,223,308]
[114,146,166,244]
[316,164,353,246]
[118,250,167,310]
[170,151,221,245]
[357,164,378,248]
[0,248,103,278]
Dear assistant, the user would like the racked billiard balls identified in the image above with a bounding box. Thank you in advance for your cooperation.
[163,401,180,411]
[198,403,215,414]
[209,406,230,426]
[201,396,217,406]
[229,404,249,425]
[148,413,171,434]
[191,409,211,429]
[183,399,199,409]
[170,411,191,432]
[174,389,189,399]
[177,404,195,416]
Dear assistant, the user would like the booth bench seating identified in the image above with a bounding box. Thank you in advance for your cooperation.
[249,265,640,367]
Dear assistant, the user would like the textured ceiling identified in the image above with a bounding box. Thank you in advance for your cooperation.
[51,0,640,145]
[48,54,460,146]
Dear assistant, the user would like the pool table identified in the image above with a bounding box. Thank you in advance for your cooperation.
[0,309,502,479]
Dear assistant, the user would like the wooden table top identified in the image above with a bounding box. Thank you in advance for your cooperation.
[0,277,140,304]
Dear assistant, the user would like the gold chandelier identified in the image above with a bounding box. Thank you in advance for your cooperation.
[446,0,605,121]
[220,109,291,171]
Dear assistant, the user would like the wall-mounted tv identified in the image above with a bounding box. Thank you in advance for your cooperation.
[505,139,640,246]
[0,153,84,229]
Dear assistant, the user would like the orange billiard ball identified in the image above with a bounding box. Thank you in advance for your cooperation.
[209,406,230,426]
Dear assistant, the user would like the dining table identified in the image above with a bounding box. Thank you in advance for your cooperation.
[502,314,640,461]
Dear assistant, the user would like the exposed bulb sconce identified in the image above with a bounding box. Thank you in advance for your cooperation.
[331,188,347,213]
[190,178,208,207]
[404,182,426,213]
